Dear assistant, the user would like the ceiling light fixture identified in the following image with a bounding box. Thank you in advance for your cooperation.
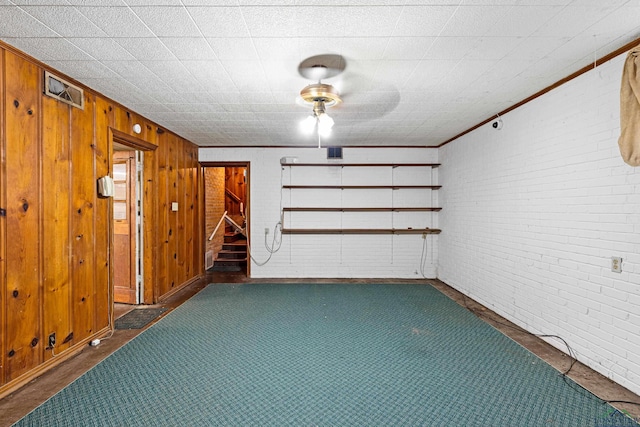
[299,82,341,147]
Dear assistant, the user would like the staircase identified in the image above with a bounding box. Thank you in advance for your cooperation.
[212,227,247,272]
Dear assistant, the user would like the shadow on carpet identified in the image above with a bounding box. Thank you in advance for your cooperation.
[115,307,167,330]
[14,283,640,427]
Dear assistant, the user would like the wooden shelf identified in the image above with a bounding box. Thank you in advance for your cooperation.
[283,207,442,212]
[281,163,440,168]
[283,185,441,190]
[282,228,441,235]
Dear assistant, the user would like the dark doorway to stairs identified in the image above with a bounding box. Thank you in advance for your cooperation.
[203,163,249,276]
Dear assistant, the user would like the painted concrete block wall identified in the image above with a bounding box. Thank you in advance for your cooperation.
[439,54,640,395]
[199,147,439,278]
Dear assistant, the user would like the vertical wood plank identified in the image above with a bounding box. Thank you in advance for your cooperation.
[4,51,42,381]
[0,48,6,386]
[177,138,186,285]
[194,147,203,275]
[156,132,169,298]
[70,93,95,343]
[191,144,201,276]
[142,128,157,304]
[93,97,110,331]
[41,95,72,359]
[167,135,178,293]
[184,144,194,280]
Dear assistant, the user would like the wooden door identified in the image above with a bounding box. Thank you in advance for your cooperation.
[113,151,137,304]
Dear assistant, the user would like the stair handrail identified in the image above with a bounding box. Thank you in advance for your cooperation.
[208,210,228,241]
[224,215,246,236]
[208,211,246,241]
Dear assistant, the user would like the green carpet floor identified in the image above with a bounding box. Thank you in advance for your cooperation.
[14,283,639,426]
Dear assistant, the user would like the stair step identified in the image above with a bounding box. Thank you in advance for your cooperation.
[224,233,246,243]
[223,242,246,251]
[217,250,247,259]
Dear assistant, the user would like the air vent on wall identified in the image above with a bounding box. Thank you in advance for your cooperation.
[327,146,342,159]
[44,71,84,109]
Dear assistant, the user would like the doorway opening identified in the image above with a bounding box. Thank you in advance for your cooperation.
[109,129,157,306]
[112,148,142,304]
[203,163,250,277]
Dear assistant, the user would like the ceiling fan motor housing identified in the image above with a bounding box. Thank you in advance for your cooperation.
[299,83,342,107]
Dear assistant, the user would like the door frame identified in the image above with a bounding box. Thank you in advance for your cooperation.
[200,161,250,277]
[112,150,138,304]
[108,129,158,308]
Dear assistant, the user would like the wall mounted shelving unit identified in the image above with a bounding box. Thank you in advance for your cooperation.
[280,163,441,235]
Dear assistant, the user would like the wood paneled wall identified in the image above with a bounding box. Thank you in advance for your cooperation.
[0,45,203,396]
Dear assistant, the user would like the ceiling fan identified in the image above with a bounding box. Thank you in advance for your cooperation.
[297,54,347,145]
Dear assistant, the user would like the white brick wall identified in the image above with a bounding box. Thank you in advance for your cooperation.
[199,147,439,278]
[439,54,640,395]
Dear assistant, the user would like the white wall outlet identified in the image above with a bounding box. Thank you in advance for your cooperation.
[171,202,178,212]
[264,228,269,234]
[611,257,622,273]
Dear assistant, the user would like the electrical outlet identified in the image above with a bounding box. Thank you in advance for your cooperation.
[611,257,622,273]
[264,227,269,234]
[48,333,56,348]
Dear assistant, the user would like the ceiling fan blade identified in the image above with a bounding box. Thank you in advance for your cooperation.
[298,54,347,81]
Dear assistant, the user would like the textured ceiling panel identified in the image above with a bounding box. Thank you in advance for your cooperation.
[1,2,639,147]
[21,6,108,37]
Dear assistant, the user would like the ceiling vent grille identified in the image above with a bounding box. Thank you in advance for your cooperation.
[44,71,84,109]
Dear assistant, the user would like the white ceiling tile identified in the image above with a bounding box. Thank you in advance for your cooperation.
[115,37,176,60]
[583,7,640,39]
[253,37,300,61]
[125,0,182,5]
[423,37,482,60]
[130,6,201,37]
[187,6,250,37]
[140,60,189,80]
[484,5,563,37]
[66,0,127,5]
[341,6,403,37]
[207,37,258,60]
[464,37,523,60]
[182,0,237,4]
[403,59,461,89]
[67,37,135,60]
[18,37,94,60]
[46,60,118,79]
[181,60,238,91]
[20,6,107,37]
[163,76,205,93]
[439,5,510,37]
[106,60,166,86]
[532,5,621,38]
[10,0,70,4]
[497,36,568,60]
[160,37,217,60]
[261,60,300,90]
[1,37,55,59]
[296,37,342,60]
[1,2,637,148]
[0,6,60,37]
[76,6,154,37]
[340,37,388,60]
[241,6,299,37]
[221,60,270,91]
[545,34,601,64]
[126,103,173,113]
[393,6,458,37]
